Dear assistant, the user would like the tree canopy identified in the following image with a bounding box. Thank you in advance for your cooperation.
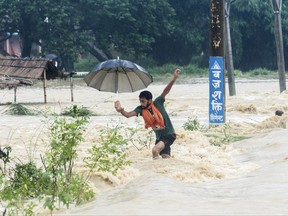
[0,0,287,71]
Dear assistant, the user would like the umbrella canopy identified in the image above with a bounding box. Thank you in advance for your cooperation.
[84,59,153,93]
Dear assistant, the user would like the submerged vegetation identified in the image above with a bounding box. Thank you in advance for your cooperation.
[183,117,204,131]
[182,117,249,146]
[61,105,96,117]
[3,104,41,116]
[2,104,96,117]
[0,106,131,214]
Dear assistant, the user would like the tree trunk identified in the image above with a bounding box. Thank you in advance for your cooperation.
[225,0,236,96]
[87,43,109,62]
[61,55,75,73]
[21,35,32,58]
[272,0,286,93]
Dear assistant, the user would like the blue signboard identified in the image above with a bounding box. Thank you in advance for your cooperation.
[209,56,225,124]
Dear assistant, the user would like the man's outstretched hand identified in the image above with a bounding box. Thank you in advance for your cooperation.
[114,100,124,113]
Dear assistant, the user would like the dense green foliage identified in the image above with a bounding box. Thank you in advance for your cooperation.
[0,107,131,214]
[0,0,287,71]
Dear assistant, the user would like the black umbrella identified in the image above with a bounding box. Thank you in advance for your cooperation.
[84,59,153,93]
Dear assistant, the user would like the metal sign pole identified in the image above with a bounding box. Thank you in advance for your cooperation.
[271,0,286,93]
[209,0,225,125]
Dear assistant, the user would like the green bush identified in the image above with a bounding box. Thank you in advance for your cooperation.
[0,114,132,214]
[61,105,96,117]
[248,68,274,76]
[4,104,40,116]
[0,146,11,173]
[147,63,207,77]
[147,63,179,76]
[84,124,131,176]
[74,58,99,72]
[183,117,202,131]
[233,68,278,78]
[8,161,51,198]
[182,64,207,76]
[233,69,244,77]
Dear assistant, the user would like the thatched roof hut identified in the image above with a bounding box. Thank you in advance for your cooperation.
[0,56,59,80]
[0,56,60,103]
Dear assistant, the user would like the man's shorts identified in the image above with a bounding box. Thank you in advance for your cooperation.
[155,133,176,155]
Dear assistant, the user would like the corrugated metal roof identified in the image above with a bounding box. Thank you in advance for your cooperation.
[0,56,59,79]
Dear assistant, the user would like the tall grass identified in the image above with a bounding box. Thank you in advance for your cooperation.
[147,64,207,77]
[74,55,278,79]
[74,58,99,72]
[147,64,278,78]
[4,104,40,116]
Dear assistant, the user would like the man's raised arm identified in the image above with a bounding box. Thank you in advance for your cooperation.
[161,69,181,99]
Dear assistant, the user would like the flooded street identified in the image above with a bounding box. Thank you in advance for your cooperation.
[0,78,288,215]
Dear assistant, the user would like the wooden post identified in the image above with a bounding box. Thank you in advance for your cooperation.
[70,75,74,102]
[14,86,17,103]
[43,70,47,103]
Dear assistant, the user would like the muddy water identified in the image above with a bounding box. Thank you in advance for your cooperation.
[0,78,288,215]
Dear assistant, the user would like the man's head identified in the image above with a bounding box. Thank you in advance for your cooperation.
[139,91,153,108]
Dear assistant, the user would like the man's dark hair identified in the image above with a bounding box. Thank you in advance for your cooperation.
[139,91,152,100]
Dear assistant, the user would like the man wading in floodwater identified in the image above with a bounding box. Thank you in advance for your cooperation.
[114,69,181,159]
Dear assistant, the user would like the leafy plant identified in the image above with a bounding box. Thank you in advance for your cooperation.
[0,112,132,214]
[206,124,235,146]
[61,105,96,117]
[125,123,154,150]
[0,146,11,173]
[84,123,131,176]
[0,160,47,215]
[44,115,88,176]
[4,104,40,116]
[7,161,50,198]
[43,173,94,209]
[24,113,94,212]
[183,117,204,131]
[9,113,91,212]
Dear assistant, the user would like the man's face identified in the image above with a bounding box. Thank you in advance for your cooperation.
[139,98,152,109]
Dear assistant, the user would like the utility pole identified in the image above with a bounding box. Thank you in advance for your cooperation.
[225,0,236,96]
[271,0,286,93]
[209,0,226,125]
[210,0,225,56]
